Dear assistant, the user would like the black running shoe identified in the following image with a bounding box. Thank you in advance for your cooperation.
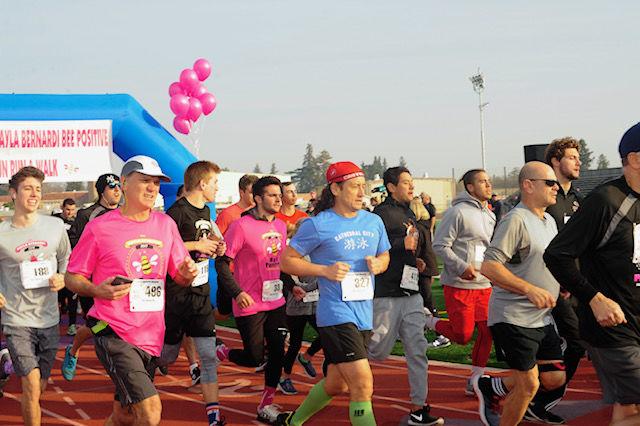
[408,405,444,425]
[473,375,500,426]
[524,405,566,424]
[274,411,295,426]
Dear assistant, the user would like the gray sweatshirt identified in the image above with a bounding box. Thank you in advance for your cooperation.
[433,191,496,290]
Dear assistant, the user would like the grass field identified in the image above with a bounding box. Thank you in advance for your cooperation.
[217,277,508,368]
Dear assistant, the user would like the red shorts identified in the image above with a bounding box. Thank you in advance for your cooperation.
[436,286,492,344]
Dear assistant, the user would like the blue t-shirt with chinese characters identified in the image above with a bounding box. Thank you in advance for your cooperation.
[289,209,391,330]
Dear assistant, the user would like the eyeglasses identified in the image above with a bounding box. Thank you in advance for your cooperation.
[528,178,559,187]
[107,182,121,189]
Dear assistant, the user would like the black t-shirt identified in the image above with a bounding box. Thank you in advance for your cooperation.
[546,184,582,232]
[166,197,213,298]
[544,177,640,347]
[425,203,436,220]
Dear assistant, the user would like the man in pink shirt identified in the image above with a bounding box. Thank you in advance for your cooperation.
[215,176,288,424]
[65,155,198,426]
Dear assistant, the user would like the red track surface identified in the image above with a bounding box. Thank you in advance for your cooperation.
[0,325,611,425]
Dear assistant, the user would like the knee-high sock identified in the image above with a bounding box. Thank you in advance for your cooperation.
[290,379,333,425]
[349,401,376,426]
[471,321,492,368]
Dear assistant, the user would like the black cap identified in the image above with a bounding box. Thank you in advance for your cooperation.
[96,174,120,195]
[619,123,640,159]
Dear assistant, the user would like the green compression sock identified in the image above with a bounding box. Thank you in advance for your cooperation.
[349,401,376,426]
[290,379,333,425]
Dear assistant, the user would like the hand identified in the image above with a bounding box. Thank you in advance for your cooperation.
[178,256,198,282]
[215,240,226,257]
[95,276,131,300]
[590,293,627,327]
[49,273,65,292]
[366,256,384,275]
[459,265,477,280]
[196,237,219,257]
[416,258,426,273]
[292,285,306,301]
[525,285,556,309]
[235,291,255,309]
[404,227,418,251]
[0,292,5,309]
[324,262,351,281]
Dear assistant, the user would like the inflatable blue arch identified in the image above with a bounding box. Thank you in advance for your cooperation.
[0,93,221,305]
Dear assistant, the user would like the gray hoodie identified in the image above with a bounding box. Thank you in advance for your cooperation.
[433,191,496,290]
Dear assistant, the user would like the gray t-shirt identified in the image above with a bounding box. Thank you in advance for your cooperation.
[0,215,71,328]
[485,203,559,328]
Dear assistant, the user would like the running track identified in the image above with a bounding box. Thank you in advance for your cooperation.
[0,325,611,425]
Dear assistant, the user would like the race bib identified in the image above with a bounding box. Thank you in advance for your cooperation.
[475,244,487,263]
[20,259,54,289]
[262,279,283,302]
[302,289,320,303]
[341,272,373,301]
[192,261,209,287]
[400,265,419,291]
[129,279,164,312]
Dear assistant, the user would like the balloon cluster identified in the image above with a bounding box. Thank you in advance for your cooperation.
[169,58,217,135]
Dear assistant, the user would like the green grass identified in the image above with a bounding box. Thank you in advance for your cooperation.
[216,277,507,368]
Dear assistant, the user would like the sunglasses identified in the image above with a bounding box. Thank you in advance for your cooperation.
[107,182,121,189]
[528,178,559,187]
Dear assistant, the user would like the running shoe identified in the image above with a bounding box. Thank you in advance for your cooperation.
[465,378,475,396]
[0,348,10,398]
[216,342,230,362]
[255,359,268,373]
[190,366,201,386]
[297,353,317,378]
[61,344,78,381]
[257,404,281,424]
[473,375,500,426]
[408,405,445,425]
[275,411,295,426]
[277,378,298,395]
[426,335,451,350]
[524,405,566,424]
[67,324,77,336]
[157,365,169,376]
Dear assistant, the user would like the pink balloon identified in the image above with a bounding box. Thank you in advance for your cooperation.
[191,84,208,99]
[200,92,217,115]
[168,82,185,97]
[179,69,200,91]
[173,117,191,135]
[193,58,212,81]
[169,94,190,117]
[187,97,203,122]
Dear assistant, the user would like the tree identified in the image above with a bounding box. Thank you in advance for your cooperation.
[291,144,319,192]
[399,156,407,168]
[270,163,278,174]
[578,139,594,171]
[253,163,262,173]
[596,154,610,170]
[361,156,388,180]
[316,150,332,187]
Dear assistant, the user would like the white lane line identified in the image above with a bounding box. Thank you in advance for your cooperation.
[54,386,64,394]
[2,392,87,426]
[75,408,91,420]
[63,396,76,406]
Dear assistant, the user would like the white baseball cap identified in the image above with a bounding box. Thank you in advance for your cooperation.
[121,155,171,182]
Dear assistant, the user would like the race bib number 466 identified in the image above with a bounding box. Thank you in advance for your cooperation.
[129,279,164,312]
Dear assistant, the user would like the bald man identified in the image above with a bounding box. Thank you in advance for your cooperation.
[472,162,567,426]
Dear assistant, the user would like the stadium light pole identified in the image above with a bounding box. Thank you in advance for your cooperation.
[469,69,488,170]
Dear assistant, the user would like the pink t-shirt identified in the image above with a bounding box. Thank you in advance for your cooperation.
[66,209,188,356]
[224,215,287,317]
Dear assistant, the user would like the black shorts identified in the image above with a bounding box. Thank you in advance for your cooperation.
[589,344,640,405]
[164,292,216,345]
[93,333,157,406]
[490,322,563,371]
[318,322,371,365]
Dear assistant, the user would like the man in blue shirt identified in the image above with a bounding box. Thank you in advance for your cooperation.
[277,162,391,426]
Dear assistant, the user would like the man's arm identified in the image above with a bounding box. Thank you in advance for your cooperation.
[481,260,555,309]
[433,209,473,278]
[281,246,352,282]
[64,272,130,300]
[544,191,627,327]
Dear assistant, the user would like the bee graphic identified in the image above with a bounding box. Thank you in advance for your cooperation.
[133,254,158,275]
[266,239,282,256]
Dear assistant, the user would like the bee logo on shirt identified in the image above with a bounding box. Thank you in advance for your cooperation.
[262,230,284,270]
[133,254,158,275]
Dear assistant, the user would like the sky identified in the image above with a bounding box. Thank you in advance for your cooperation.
[2,1,639,178]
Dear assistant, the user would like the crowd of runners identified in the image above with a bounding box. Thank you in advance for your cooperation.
[1,122,640,426]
